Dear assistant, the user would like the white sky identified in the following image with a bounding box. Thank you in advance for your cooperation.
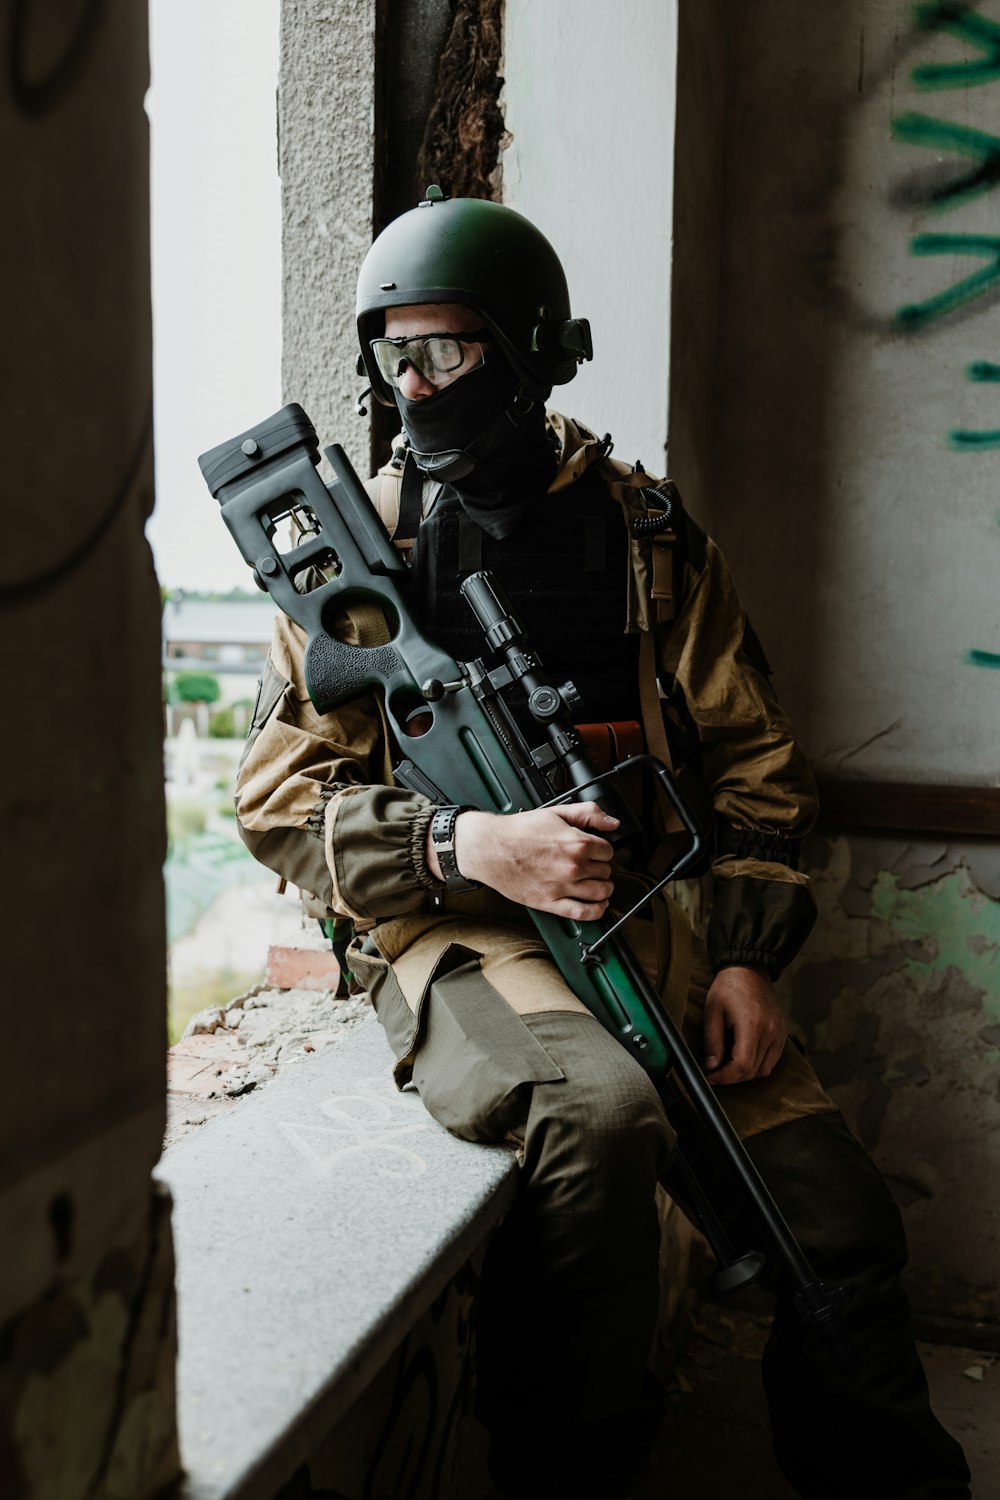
[145,0,282,593]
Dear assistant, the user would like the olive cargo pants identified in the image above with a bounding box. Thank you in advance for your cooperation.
[349,918,971,1500]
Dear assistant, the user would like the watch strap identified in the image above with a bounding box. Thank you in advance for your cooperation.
[429,805,480,892]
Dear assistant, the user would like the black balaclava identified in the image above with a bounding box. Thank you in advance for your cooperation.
[394,350,558,540]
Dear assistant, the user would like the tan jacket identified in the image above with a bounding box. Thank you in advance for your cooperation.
[234,413,818,980]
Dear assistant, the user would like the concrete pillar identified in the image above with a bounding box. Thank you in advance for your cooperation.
[279,0,378,476]
[1,4,179,1493]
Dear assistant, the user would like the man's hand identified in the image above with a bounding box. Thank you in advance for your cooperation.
[427,803,619,920]
[703,966,787,1085]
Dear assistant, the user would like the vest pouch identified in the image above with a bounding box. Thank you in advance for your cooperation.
[575,719,644,772]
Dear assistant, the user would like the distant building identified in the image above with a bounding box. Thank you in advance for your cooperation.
[162,596,277,738]
[162,596,276,672]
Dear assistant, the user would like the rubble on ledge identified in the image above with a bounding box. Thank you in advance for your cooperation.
[165,976,371,1151]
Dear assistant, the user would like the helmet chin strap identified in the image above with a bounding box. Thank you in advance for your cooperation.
[407,388,536,482]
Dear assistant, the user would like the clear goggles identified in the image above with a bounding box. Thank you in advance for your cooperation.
[370,329,491,389]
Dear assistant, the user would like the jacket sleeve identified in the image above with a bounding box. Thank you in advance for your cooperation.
[658,515,818,979]
[234,604,441,929]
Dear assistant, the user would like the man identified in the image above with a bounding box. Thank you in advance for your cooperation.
[235,192,970,1499]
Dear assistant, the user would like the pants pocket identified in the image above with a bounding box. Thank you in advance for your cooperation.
[413,944,566,1144]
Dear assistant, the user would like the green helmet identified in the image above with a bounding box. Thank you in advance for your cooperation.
[356,188,592,407]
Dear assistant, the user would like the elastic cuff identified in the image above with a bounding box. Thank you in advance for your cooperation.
[409,805,444,890]
[707,874,817,982]
[305,787,336,840]
[713,820,803,870]
[713,949,782,981]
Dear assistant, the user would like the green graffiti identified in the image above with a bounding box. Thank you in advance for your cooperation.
[949,429,1000,448]
[966,649,1000,667]
[895,234,1000,327]
[892,114,1000,209]
[912,2,1000,91]
[948,360,1000,447]
[871,868,1000,1013]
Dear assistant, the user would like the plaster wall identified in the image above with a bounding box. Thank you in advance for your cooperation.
[501,0,678,472]
[280,0,377,477]
[704,0,1000,785]
[1,3,178,1494]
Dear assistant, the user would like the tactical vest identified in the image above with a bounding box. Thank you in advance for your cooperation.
[368,423,685,818]
[408,466,643,727]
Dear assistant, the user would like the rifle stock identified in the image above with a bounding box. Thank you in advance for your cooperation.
[198,403,860,1375]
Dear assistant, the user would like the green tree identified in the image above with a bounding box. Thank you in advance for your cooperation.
[171,671,221,705]
[208,706,235,738]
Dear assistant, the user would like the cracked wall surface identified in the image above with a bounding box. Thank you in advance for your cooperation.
[1,2,179,1494]
[785,835,1000,1330]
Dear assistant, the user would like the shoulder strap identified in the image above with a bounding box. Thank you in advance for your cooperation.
[598,456,685,831]
[368,451,443,562]
[600,457,681,627]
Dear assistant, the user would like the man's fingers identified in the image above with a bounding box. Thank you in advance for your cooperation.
[568,858,615,882]
[552,896,612,921]
[552,800,620,833]
[724,1029,759,1084]
[703,1001,727,1075]
[708,1030,786,1085]
[760,1037,786,1078]
[570,877,615,900]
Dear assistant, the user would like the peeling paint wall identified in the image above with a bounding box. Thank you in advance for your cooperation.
[1,2,179,1494]
[785,833,1000,1330]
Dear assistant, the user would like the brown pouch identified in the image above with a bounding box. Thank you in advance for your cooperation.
[575,719,644,772]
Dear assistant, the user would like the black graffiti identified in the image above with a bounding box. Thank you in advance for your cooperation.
[8,0,107,117]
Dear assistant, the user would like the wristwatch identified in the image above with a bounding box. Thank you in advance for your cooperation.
[429,805,480,893]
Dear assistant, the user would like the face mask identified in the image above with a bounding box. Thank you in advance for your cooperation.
[395,354,558,538]
[394,355,525,482]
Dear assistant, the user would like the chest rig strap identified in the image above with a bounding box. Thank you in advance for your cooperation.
[609,465,685,834]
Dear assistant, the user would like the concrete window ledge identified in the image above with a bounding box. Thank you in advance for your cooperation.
[158,1016,519,1499]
